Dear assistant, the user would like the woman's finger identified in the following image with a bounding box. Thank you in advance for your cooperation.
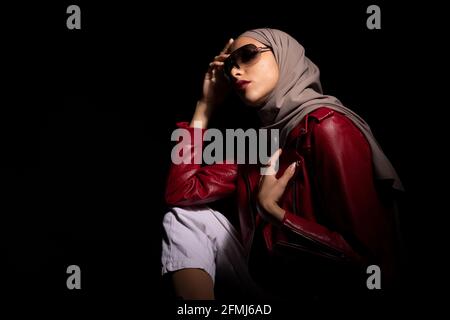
[261,149,282,176]
[209,61,224,66]
[204,64,214,80]
[220,38,234,54]
[278,162,297,188]
[214,53,230,62]
[268,148,283,164]
[206,61,224,74]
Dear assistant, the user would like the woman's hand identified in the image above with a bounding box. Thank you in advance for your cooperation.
[201,38,234,107]
[191,38,234,128]
[257,149,297,224]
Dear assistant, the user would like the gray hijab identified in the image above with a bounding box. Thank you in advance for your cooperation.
[239,28,403,191]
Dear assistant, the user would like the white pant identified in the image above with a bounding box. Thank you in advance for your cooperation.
[161,206,266,299]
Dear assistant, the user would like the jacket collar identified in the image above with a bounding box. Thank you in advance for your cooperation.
[284,107,335,145]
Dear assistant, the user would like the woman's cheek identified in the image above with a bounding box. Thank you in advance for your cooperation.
[245,85,264,104]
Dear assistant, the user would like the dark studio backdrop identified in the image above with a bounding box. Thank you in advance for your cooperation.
[1,0,445,316]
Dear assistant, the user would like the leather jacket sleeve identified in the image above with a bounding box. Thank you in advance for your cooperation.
[280,212,362,262]
[165,122,238,206]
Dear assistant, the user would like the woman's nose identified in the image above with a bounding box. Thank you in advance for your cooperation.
[230,65,242,79]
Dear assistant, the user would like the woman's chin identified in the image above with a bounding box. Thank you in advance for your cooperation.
[239,94,265,108]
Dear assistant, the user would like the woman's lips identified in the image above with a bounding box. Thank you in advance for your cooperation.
[235,80,251,90]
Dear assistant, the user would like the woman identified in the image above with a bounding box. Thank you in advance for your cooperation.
[161,28,403,300]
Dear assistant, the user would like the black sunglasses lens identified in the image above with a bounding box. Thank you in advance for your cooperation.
[238,45,259,63]
[223,58,233,80]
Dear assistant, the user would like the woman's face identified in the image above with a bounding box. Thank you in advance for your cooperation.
[228,37,279,107]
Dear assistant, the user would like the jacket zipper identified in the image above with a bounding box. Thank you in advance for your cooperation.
[292,135,301,215]
[244,170,255,251]
[292,176,298,215]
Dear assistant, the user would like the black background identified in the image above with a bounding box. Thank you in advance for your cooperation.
[2,0,446,316]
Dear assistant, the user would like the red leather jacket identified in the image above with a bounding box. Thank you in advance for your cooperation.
[166,107,397,279]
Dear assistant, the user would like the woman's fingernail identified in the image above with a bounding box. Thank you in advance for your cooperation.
[290,162,296,173]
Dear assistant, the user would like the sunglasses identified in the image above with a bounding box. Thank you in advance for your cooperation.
[223,44,272,81]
